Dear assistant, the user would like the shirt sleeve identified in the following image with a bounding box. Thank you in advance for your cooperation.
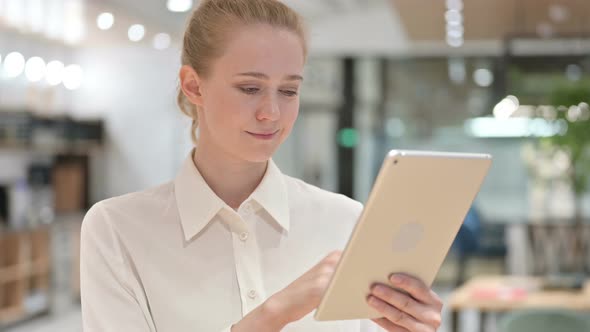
[80,202,156,332]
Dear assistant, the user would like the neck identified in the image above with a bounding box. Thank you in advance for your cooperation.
[193,138,267,210]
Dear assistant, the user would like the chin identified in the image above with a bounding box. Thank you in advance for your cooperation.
[237,146,277,163]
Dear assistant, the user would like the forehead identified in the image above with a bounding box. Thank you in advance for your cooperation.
[213,24,305,78]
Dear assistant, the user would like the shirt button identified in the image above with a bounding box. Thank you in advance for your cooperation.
[248,289,257,299]
[239,232,249,242]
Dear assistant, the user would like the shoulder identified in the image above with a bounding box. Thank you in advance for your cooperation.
[282,174,363,218]
[81,182,175,238]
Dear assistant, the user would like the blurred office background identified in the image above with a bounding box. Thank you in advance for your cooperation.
[1,0,589,331]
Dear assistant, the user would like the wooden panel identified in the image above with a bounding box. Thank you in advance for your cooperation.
[463,0,516,39]
[389,0,590,41]
[0,280,25,314]
[520,0,590,35]
[0,228,51,324]
[449,276,590,311]
[0,305,24,323]
[53,161,86,213]
[30,259,50,291]
[30,228,50,263]
[0,233,25,320]
[0,265,23,284]
[389,0,447,40]
[0,233,24,268]
[29,228,51,292]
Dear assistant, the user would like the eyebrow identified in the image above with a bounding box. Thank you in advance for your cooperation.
[234,72,303,82]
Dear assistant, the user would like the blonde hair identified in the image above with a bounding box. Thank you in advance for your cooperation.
[177,0,308,145]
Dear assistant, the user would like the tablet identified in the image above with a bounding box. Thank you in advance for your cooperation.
[314,149,492,321]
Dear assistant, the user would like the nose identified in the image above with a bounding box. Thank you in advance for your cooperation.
[256,94,280,122]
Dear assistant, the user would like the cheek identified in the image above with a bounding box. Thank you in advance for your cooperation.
[281,101,300,132]
[205,88,248,129]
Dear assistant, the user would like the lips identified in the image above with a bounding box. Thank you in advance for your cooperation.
[246,130,279,140]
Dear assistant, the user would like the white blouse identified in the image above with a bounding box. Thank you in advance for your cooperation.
[80,150,379,331]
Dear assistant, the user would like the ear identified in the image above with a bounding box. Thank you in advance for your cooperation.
[179,65,204,107]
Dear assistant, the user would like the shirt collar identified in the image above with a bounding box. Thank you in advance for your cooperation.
[174,150,290,242]
[249,158,290,232]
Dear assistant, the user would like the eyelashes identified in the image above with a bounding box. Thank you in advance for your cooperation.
[239,87,260,95]
[237,86,298,97]
[280,90,298,97]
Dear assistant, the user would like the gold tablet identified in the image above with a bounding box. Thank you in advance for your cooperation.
[315,150,492,321]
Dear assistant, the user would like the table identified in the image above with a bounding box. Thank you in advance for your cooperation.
[448,275,590,332]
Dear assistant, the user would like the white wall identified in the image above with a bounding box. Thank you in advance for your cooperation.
[308,2,409,57]
[71,44,191,201]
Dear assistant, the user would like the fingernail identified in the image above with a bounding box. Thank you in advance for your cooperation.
[372,285,384,295]
[390,274,404,283]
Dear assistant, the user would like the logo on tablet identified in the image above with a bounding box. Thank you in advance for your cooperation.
[392,223,424,252]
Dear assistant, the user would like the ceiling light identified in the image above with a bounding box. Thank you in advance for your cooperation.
[46,60,65,86]
[445,9,463,25]
[446,35,464,48]
[63,64,83,90]
[4,0,25,28]
[128,24,145,42]
[153,33,171,50]
[63,0,85,44]
[549,4,569,23]
[3,52,26,78]
[27,0,44,33]
[167,0,193,12]
[445,0,463,11]
[446,24,464,38]
[97,12,114,30]
[473,68,494,87]
[25,56,46,82]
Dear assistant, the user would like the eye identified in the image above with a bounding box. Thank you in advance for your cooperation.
[280,90,298,97]
[239,87,260,95]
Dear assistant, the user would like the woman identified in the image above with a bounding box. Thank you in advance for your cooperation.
[80,0,443,331]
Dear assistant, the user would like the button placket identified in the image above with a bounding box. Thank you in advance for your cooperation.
[247,289,257,299]
[225,207,266,314]
[239,231,249,242]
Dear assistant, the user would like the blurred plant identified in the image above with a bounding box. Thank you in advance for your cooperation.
[545,86,590,188]
[540,84,590,222]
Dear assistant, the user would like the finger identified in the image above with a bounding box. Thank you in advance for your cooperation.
[323,250,342,264]
[389,274,441,307]
[371,284,441,326]
[371,318,410,332]
[315,252,341,277]
[367,295,430,332]
[304,251,341,281]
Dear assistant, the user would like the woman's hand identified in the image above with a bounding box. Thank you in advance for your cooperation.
[367,273,443,332]
[232,251,342,332]
[265,250,342,327]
